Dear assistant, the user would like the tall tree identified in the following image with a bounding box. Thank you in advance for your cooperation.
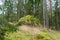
[17,0,24,19]
[43,0,49,29]
[49,0,53,27]
[54,0,59,29]
[4,0,13,21]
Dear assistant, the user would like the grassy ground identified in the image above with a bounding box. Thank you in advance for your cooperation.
[46,30,60,40]
[17,25,60,40]
[4,25,60,40]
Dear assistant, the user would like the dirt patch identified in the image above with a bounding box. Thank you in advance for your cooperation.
[18,25,40,35]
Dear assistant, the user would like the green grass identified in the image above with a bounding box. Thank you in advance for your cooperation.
[4,27,60,40]
[4,31,35,40]
[4,30,53,40]
[2,23,60,40]
[46,30,60,40]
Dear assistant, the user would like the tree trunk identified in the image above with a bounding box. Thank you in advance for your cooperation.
[43,0,49,29]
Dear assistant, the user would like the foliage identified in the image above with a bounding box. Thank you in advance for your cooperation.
[0,17,17,40]
[36,32,52,40]
[4,31,35,40]
[0,18,16,31]
[4,31,53,40]
[16,15,40,26]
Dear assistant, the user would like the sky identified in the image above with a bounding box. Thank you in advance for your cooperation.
[0,0,3,5]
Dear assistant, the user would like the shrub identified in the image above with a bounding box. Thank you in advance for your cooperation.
[36,32,52,40]
[0,17,17,40]
[0,17,17,31]
[16,15,40,26]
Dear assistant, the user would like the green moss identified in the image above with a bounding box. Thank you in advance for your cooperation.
[36,32,52,40]
[16,15,40,26]
[4,31,35,40]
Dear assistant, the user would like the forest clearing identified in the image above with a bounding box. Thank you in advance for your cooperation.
[0,0,60,40]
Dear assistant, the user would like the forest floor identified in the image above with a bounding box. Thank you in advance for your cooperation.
[46,30,60,40]
[17,25,60,40]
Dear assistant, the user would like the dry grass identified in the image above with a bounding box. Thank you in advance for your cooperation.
[17,25,60,40]
[17,25,41,35]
